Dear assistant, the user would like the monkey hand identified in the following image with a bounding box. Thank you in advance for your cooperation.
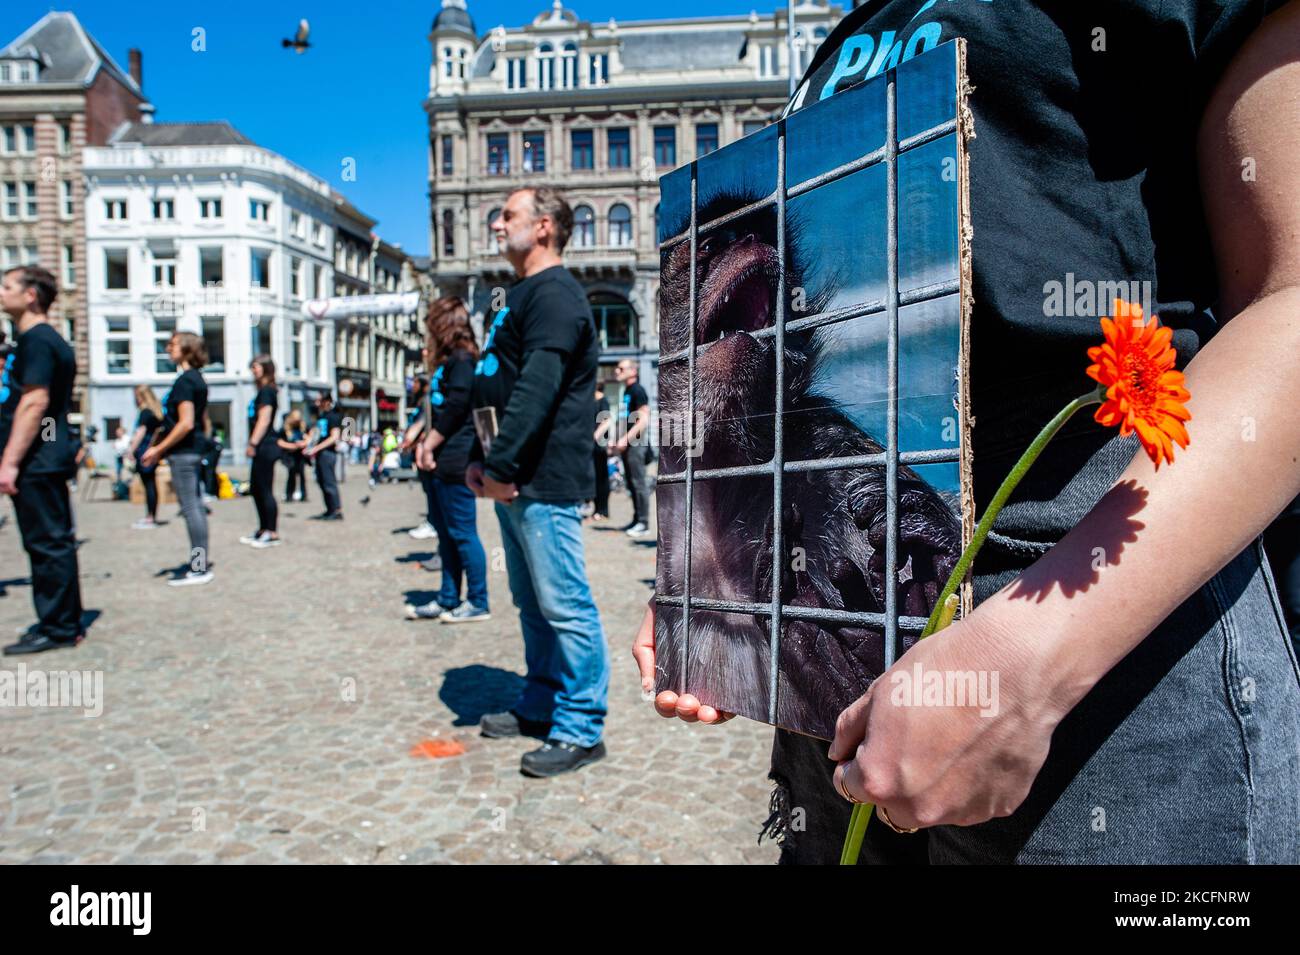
[829,610,1061,829]
[632,603,735,725]
[854,479,962,620]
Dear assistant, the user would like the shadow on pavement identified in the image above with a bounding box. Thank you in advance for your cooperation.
[439,664,525,727]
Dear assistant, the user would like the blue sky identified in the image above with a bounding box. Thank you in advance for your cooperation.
[2,1,771,255]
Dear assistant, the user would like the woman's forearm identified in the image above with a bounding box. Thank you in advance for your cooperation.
[973,285,1300,720]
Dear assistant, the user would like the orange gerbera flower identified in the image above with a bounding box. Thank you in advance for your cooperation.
[1086,299,1191,469]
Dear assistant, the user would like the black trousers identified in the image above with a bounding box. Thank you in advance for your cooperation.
[285,455,307,501]
[251,450,278,534]
[13,472,83,640]
[315,450,341,515]
[139,467,158,519]
[592,447,610,517]
[623,444,650,525]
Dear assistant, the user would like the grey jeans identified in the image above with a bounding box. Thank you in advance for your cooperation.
[169,452,209,572]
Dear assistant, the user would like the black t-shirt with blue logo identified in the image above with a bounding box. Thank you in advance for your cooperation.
[248,385,278,454]
[313,409,343,454]
[429,349,476,483]
[0,322,76,477]
[472,265,599,501]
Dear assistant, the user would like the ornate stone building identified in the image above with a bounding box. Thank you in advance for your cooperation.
[424,0,843,394]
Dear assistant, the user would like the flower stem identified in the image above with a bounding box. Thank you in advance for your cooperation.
[839,386,1104,865]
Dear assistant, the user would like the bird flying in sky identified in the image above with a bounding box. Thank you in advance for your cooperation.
[282,19,311,54]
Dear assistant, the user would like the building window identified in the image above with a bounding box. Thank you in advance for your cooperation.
[22,182,36,219]
[443,45,453,78]
[588,53,608,86]
[250,198,271,221]
[759,44,777,78]
[200,247,223,287]
[201,316,226,372]
[441,135,454,175]
[458,48,467,79]
[590,292,638,348]
[21,244,37,265]
[0,65,8,83]
[608,204,633,247]
[442,209,455,257]
[486,133,510,175]
[654,126,676,168]
[607,127,630,169]
[199,197,222,218]
[696,122,719,157]
[60,180,74,218]
[485,207,501,249]
[506,57,525,90]
[152,254,177,288]
[312,221,326,247]
[154,318,176,374]
[291,257,303,298]
[291,211,304,239]
[105,318,131,375]
[572,205,595,249]
[561,42,578,89]
[20,124,35,154]
[253,319,271,359]
[522,133,546,173]
[105,249,129,290]
[250,248,271,289]
[743,120,768,136]
[58,122,72,155]
[537,42,554,90]
[62,244,75,288]
[1,126,14,154]
[105,199,126,220]
[571,129,593,170]
[313,262,325,298]
[289,321,304,376]
[2,182,16,219]
[152,198,174,220]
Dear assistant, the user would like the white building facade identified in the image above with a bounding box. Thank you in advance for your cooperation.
[83,122,339,464]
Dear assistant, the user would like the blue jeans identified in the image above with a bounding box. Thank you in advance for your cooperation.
[428,477,488,610]
[494,497,609,747]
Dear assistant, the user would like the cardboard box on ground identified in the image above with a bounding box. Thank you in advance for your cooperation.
[128,465,178,506]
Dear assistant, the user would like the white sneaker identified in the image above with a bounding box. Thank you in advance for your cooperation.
[238,532,262,545]
[408,522,438,540]
[168,570,214,587]
[250,535,282,549]
[132,518,158,530]
[293,492,304,502]
[625,522,650,538]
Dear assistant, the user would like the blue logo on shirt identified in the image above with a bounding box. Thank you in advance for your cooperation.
[475,307,510,378]
[0,353,14,404]
[317,418,329,439]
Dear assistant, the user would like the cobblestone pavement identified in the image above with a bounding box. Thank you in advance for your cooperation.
[0,468,780,864]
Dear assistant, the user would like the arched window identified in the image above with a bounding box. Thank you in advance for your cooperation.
[608,203,633,247]
[486,207,502,249]
[537,42,555,90]
[589,292,638,349]
[572,205,595,249]
[561,42,578,89]
[458,48,467,79]
[443,46,453,78]
[441,208,455,257]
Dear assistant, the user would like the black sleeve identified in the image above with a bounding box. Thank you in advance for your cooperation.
[433,353,474,438]
[483,348,566,484]
[256,386,276,411]
[16,332,55,390]
[172,373,197,407]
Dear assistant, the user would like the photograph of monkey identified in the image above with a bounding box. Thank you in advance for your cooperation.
[654,42,973,740]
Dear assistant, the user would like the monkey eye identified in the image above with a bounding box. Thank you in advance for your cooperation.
[697,236,715,258]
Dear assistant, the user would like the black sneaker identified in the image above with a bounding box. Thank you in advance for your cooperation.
[323,512,344,521]
[4,631,84,655]
[520,739,607,778]
[479,710,552,740]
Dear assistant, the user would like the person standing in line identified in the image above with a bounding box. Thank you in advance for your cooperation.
[303,392,343,520]
[406,296,488,624]
[241,354,282,549]
[280,409,309,503]
[470,187,609,777]
[127,384,164,529]
[402,372,439,542]
[611,358,651,538]
[141,332,213,586]
[590,384,612,522]
[0,266,84,654]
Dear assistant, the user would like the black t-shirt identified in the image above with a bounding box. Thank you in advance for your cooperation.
[787,0,1284,551]
[161,369,208,454]
[430,349,476,483]
[472,265,599,501]
[620,382,649,447]
[135,408,161,463]
[248,385,278,453]
[314,410,343,454]
[0,322,76,476]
